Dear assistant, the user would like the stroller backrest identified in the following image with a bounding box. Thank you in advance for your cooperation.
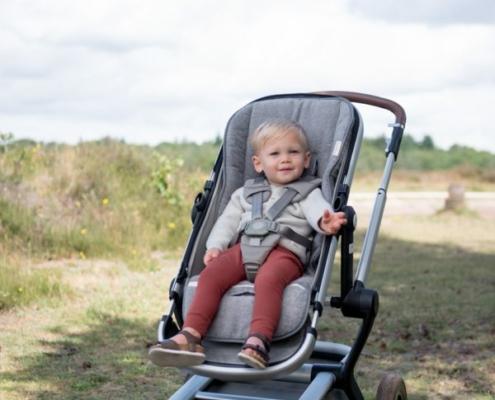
[189,94,357,276]
[220,95,356,210]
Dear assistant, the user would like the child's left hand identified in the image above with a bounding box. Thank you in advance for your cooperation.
[319,209,347,235]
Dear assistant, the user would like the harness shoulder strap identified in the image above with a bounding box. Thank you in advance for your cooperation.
[265,188,298,221]
[265,175,322,221]
[244,176,270,220]
[243,176,271,204]
[286,175,322,200]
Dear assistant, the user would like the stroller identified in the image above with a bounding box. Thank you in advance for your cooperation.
[157,91,408,400]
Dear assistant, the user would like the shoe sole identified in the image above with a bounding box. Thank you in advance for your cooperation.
[237,351,267,369]
[148,347,206,368]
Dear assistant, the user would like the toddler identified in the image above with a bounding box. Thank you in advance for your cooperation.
[149,120,346,369]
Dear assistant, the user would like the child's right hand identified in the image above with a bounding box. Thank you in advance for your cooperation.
[203,248,221,265]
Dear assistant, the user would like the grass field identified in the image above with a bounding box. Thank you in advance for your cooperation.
[0,209,493,399]
[1,136,494,399]
[325,212,495,399]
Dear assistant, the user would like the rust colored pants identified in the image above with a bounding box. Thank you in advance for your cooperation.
[184,243,303,341]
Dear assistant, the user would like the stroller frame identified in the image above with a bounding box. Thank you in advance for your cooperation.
[158,91,407,400]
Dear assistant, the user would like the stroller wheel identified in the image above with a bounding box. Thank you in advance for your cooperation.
[376,373,407,400]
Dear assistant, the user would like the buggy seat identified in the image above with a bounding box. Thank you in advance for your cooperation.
[182,94,357,369]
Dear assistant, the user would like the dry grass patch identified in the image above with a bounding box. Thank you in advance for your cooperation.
[0,255,184,400]
[353,170,495,192]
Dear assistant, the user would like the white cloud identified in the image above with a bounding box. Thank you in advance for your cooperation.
[347,0,495,25]
[0,0,494,152]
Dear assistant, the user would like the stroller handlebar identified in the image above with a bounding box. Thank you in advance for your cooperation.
[314,90,406,161]
[313,91,406,126]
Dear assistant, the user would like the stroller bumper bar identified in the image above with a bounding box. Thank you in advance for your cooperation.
[182,340,351,383]
[185,313,320,382]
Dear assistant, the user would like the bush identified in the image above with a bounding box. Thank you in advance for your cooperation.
[0,139,211,261]
[0,135,493,263]
[358,134,495,172]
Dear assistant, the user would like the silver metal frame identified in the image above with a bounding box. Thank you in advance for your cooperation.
[356,153,395,284]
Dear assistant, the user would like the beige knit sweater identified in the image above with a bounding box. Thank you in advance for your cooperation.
[206,183,332,263]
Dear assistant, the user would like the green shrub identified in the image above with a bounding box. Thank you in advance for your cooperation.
[1,135,493,264]
[358,134,495,171]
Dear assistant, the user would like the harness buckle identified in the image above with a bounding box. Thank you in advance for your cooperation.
[243,218,279,237]
[244,263,259,282]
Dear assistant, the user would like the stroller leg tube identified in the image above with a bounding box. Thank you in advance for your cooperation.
[169,375,213,400]
[299,372,336,400]
[356,153,395,284]
[315,236,339,307]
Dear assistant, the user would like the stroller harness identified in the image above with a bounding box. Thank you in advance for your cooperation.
[241,174,322,281]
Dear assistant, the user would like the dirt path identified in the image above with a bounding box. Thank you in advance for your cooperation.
[350,191,495,218]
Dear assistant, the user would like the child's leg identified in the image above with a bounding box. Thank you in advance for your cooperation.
[250,245,303,341]
[183,243,245,337]
[149,244,246,367]
[238,245,303,368]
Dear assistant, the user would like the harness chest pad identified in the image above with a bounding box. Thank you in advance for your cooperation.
[243,219,279,237]
[241,175,322,281]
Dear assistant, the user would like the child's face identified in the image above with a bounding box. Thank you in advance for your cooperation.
[252,130,310,185]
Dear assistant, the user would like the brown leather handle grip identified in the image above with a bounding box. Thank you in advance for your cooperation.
[312,91,406,126]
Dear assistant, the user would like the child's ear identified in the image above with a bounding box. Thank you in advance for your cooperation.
[304,151,311,168]
[252,155,263,173]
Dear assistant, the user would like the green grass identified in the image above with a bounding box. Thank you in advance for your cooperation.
[320,213,495,399]
[0,258,184,399]
[0,197,117,260]
[1,139,494,398]
[0,213,493,399]
[0,258,67,310]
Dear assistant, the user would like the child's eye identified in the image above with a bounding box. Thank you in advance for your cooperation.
[289,149,300,154]
[269,151,279,156]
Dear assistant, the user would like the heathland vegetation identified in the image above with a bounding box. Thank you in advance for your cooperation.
[1,132,494,399]
[1,132,494,310]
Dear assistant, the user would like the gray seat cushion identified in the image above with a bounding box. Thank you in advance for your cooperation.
[182,275,313,343]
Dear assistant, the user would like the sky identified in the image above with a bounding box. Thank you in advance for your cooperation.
[1,0,494,152]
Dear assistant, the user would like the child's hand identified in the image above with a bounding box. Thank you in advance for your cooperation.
[203,248,221,265]
[319,209,347,235]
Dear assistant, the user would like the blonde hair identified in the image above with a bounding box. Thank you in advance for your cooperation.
[250,120,309,154]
